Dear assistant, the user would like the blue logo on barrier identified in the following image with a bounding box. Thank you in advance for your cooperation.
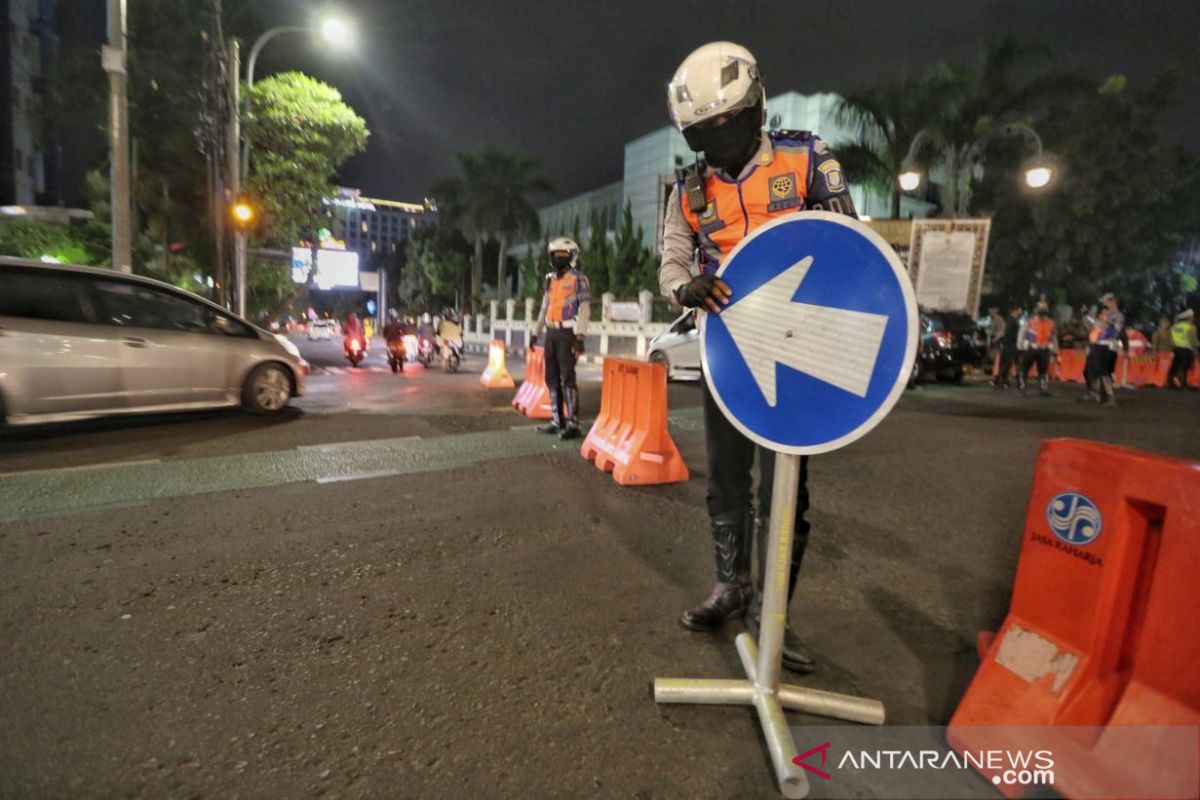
[1046,492,1103,546]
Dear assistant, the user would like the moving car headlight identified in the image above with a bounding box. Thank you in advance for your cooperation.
[275,334,301,359]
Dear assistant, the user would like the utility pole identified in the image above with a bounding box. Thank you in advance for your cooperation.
[226,38,247,318]
[102,0,132,273]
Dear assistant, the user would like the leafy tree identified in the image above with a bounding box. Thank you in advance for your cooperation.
[243,72,368,247]
[0,219,108,265]
[582,214,613,297]
[975,69,1200,318]
[405,223,472,308]
[609,202,658,296]
[520,236,548,299]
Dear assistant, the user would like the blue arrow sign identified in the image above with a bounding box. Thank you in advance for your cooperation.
[701,211,918,455]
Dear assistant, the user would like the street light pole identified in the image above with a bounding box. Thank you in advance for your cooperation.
[240,26,306,180]
[227,39,247,318]
[102,0,132,273]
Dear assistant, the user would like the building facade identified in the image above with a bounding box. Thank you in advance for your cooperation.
[322,187,437,267]
[1,0,58,206]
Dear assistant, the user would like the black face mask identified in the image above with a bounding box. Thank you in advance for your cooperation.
[1036,310,1048,318]
[551,255,573,273]
[683,103,762,174]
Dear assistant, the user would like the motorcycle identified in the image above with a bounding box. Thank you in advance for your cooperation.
[386,339,406,373]
[416,337,435,368]
[440,338,463,373]
[344,336,367,367]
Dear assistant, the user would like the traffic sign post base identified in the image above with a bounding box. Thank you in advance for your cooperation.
[654,454,885,799]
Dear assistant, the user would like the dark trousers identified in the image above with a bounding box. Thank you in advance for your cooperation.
[1019,349,1051,383]
[543,327,578,403]
[995,343,1018,385]
[1168,347,1194,387]
[702,381,810,569]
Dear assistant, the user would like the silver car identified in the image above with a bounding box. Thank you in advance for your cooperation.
[647,309,701,380]
[0,258,306,425]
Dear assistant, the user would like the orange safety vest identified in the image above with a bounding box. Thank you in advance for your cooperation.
[678,136,813,259]
[546,269,585,323]
[1026,317,1056,347]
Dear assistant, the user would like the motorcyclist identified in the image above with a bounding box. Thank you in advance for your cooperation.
[343,312,366,351]
[437,309,463,360]
[382,309,405,373]
[657,41,859,673]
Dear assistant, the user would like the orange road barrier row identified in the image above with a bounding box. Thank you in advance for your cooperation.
[948,439,1200,799]
[512,346,552,420]
[1051,350,1200,388]
[581,357,688,486]
[479,339,515,388]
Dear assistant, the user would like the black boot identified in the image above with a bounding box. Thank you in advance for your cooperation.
[537,388,562,434]
[746,515,816,673]
[680,510,752,631]
[559,386,581,440]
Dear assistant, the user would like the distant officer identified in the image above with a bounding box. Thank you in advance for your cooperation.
[992,305,1023,388]
[657,41,859,673]
[1017,300,1058,396]
[1167,309,1197,389]
[530,237,591,439]
[1080,292,1124,405]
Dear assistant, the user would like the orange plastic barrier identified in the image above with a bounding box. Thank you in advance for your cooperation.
[479,339,515,388]
[1053,348,1087,383]
[580,357,688,486]
[1122,353,1159,387]
[948,439,1200,799]
[512,347,552,420]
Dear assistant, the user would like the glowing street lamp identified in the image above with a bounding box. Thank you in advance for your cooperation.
[319,17,351,47]
[898,171,921,192]
[1024,165,1053,189]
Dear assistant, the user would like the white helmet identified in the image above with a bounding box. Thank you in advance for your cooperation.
[667,42,764,132]
[547,236,580,269]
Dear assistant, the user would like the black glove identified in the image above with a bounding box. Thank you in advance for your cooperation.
[675,274,731,312]
[574,336,585,354]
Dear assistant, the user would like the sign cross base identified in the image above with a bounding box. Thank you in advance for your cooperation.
[655,634,884,798]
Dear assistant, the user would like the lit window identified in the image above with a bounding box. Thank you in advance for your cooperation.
[370,241,377,253]
[361,221,368,233]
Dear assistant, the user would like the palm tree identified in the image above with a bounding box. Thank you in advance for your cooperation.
[432,148,552,306]
[834,73,950,218]
[478,149,552,302]
[431,152,490,307]
[907,37,1090,215]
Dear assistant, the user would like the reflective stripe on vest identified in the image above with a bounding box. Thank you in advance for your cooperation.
[679,145,811,261]
[1173,322,1195,348]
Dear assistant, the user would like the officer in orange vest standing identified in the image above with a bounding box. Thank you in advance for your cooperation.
[657,42,858,673]
[530,236,591,439]
[1017,300,1059,396]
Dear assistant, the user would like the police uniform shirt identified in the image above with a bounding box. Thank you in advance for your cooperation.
[658,131,858,300]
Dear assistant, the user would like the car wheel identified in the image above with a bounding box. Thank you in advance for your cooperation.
[649,349,670,374]
[907,357,922,389]
[243,363,293,415]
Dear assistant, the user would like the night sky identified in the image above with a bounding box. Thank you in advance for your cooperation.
[252,0,1199,203]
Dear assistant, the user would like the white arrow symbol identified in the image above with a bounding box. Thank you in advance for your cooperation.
[719,256,889,405]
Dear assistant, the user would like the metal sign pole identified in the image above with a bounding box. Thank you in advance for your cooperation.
[654,453,886,799]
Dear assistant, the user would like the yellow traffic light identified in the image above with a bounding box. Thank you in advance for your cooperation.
[229,195,258,232]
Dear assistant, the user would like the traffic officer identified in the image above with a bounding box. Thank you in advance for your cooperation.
[530,237,591,440]
[1168,309,1197,389]
[658,41,858,673]
[1017,300,1058,396]
[1080,292,1124,405]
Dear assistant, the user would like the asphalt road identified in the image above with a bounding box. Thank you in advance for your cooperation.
[1,340,1197,799]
